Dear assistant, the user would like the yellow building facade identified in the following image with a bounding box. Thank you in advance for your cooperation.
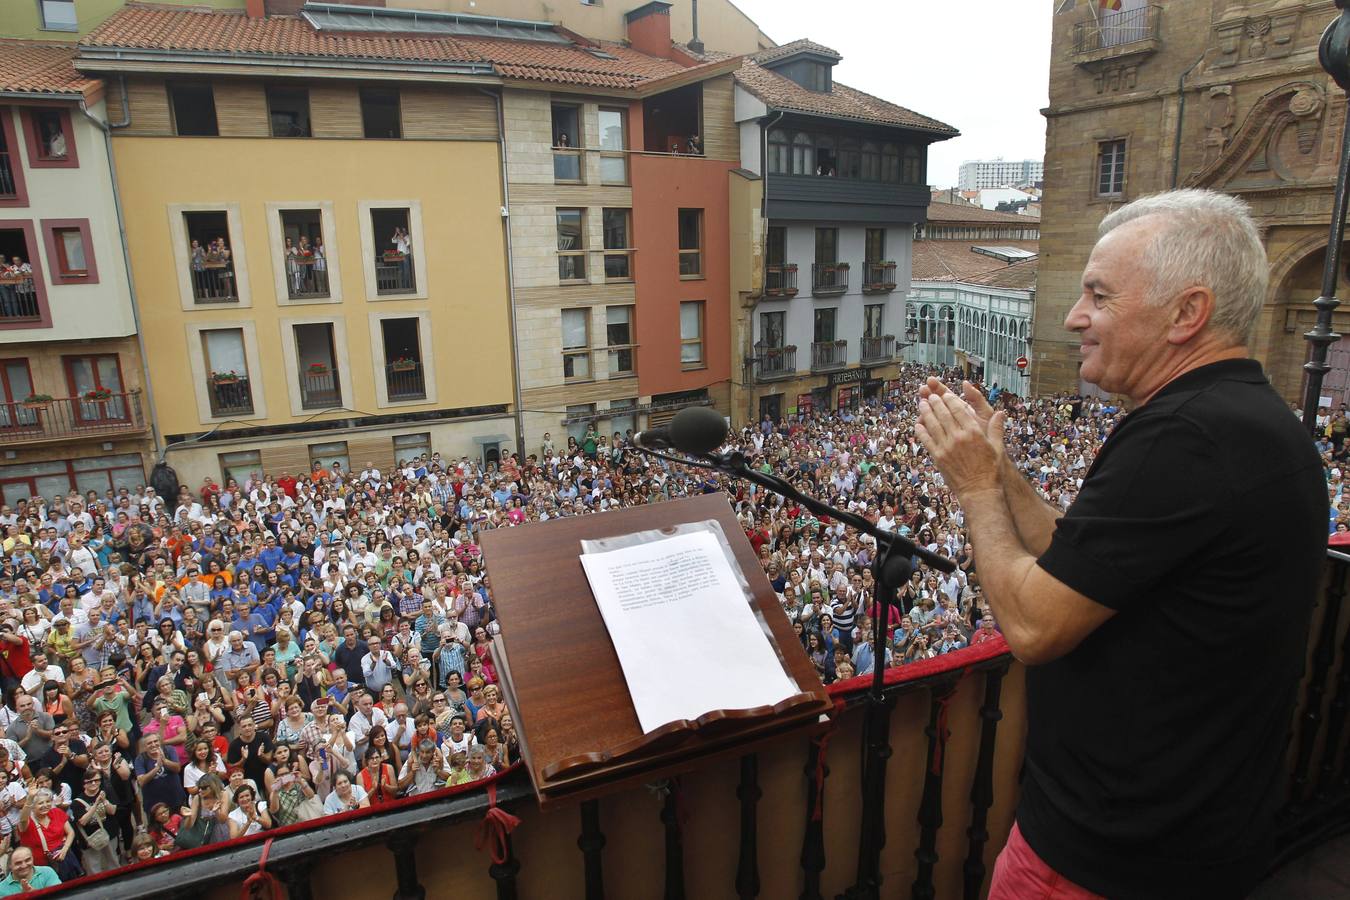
[88,70,515,485]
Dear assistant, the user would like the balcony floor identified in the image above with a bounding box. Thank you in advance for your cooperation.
[1253,833,1350,899]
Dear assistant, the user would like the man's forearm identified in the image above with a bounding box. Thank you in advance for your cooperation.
[955,486,1045,661]
[998,455,1063,557]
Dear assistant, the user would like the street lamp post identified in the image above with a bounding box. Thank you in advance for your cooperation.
[1302,2,1350,433]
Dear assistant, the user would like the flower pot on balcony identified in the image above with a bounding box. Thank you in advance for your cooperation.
[83,390,113,403]
[211,374,239,385]
[390,361,417,372]
[306,367,329,378]
[20,398,49,411]
[382,252,406,262]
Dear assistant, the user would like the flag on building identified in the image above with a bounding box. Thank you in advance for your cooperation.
[1100,0,1122,9]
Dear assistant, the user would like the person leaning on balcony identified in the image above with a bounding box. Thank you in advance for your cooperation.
[915,189,1328,900]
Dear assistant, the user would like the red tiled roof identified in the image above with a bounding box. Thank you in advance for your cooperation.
[911,240,1039,283]
[0,40,99,97]
[735,58,956,135]
[79,3,704,90]
[963,255,1038,291]
[81,4,482,64]
[458,36,685,88]
[926,203,1040,225]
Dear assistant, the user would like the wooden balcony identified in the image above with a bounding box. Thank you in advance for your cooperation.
[0,391,147,446]
[36,550,1350,900]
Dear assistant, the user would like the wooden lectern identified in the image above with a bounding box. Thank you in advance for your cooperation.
[480,493,833,806]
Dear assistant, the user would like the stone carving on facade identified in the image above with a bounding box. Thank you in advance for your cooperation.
[1093,64,1138,93]
[1213,6,1303,68]
[1204,86,1236,165]
[1185,80,1327,192]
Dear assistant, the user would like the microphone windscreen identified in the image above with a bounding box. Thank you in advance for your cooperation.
[669,406,729,456]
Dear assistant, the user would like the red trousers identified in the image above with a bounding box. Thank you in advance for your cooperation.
[988,822,1105,900]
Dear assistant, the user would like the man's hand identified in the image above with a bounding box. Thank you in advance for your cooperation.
[916,388,1006,498]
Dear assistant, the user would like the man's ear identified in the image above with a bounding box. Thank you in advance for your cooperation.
[1168,285,1216,344]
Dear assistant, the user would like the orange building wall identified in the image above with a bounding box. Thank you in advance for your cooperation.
[631,153,735,397]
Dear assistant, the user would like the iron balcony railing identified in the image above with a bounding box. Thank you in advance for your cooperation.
[191,261,237,303]
[0,391,146,445]
[765,264,798,298]
[1073,5,1162,56]
[376,255,416,295]
[811,339,849,371]
[755,343,796,380]
[862,260,897,294]
[812,262,850,297]
[861,334,896,363]
[0,276,40,321]
[207,377,253,417]
[385,361,426,401]
[285,260,330,300]
[300,368,341,410]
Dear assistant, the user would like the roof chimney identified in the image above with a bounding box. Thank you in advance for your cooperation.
[688,0,704,55]
[245,0,265,17]
[625,1,674,60]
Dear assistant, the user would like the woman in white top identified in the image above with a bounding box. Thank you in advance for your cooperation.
[183,738,227,795]
[227,783,272,838]
[321,772,368,815]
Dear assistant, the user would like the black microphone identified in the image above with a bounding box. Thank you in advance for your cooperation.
[633,406,728,456]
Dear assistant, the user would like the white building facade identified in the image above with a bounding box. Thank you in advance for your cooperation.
[957,158,1044,191]
[905,277,1035,393]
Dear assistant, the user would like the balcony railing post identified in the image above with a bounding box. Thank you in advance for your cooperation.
[578,798,606,900]
[387,834,426,900]
[659,779,686,900]
[912,682,958,900]
[799,735,829,900]
[962,664,1009,900]
[735,753,761,900]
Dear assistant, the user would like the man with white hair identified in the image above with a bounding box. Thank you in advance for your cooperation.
[917,189,1327,899]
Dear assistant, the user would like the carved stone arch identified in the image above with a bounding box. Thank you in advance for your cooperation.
[1265,230,1333,308]
[1184,80,1325,190]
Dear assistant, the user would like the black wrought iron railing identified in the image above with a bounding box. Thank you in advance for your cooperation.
[300,369,341,409]
[285,261,330,300]
[0,276,40,320]
[863,260,897,294]
[765,264,798,298]
[190,262,237,303]
[812,263,850,297]
[811,339,849,371]
[0,391,146,445]
[376,256,415,295]
[861,334,895,363]
[208,377,253,416]
[385,361,426,401]
[756,344,796,380]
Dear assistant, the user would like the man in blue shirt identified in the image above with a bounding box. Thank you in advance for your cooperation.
[0,846,60,895]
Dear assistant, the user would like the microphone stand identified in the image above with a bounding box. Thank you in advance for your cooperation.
[635,443,953,900]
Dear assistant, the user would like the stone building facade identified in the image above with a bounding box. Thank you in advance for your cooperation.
[1037,0,1348,405]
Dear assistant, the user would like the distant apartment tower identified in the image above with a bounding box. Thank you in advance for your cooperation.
[957,158,1043,190]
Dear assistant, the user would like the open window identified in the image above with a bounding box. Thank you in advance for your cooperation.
[678,209,703,277]
[201,328,252,416]
[371,207,414,294]
[169,84,218,137]
[557,209,586,282]
[279,209,327,299]
[381,317,426,401]
[552,104,582,181]
[22,108,75,167]
[183,211,236,303]
[0,224,45,324]
[643,83,702,154]
[267,86,311,138]
[360,88,401,139]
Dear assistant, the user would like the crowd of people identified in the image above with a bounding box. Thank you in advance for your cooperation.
[0,362,1328,890]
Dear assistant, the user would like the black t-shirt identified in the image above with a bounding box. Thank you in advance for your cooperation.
[1023,360,1328,899]
[36,739,87,797]
[227,733,274,788]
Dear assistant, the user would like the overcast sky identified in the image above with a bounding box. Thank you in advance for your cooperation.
[728,0,1052,187]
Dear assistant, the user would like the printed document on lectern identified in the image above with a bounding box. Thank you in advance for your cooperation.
[579,530,800,734]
